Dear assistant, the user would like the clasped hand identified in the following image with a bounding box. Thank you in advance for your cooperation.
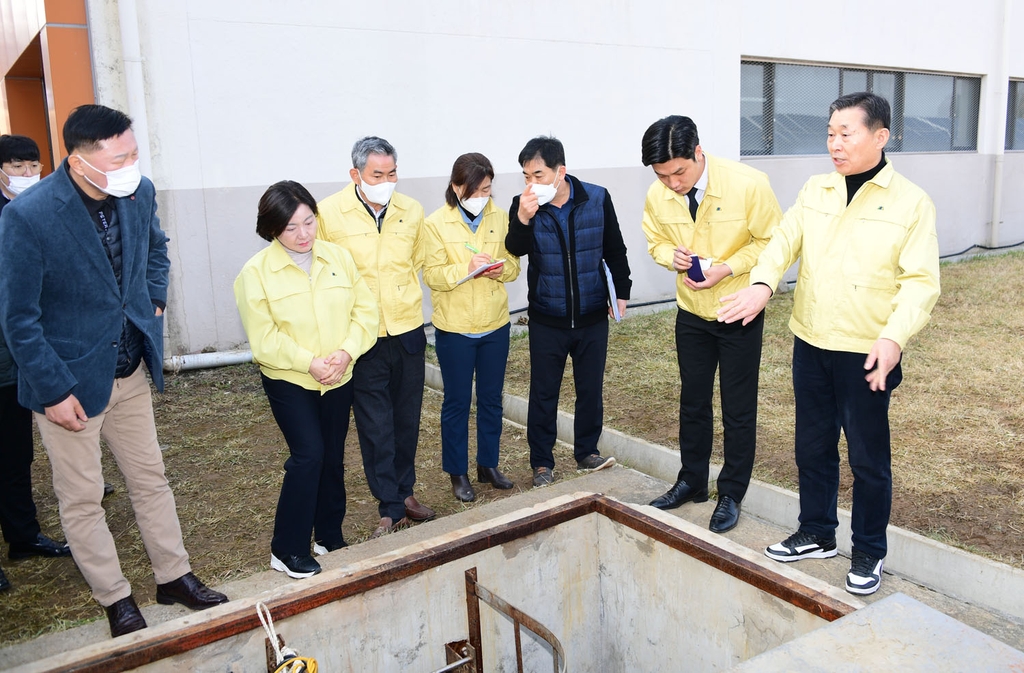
[309,350,352,386]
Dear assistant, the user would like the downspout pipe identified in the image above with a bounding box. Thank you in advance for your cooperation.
[117,0,153,176]
[990,0,1012,248]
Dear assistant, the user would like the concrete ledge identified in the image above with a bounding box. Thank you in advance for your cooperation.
[424,362,1024,622]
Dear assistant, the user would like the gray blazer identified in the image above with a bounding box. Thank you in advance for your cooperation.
[0,161,169,416]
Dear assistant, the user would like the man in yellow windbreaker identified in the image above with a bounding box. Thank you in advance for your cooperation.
[640,115,782,535]
[317,136,435,538]
[719,92,940,596]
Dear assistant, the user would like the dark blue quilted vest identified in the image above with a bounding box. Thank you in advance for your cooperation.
[528,179,607,324]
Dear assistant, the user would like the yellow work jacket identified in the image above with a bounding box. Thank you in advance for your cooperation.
[316,183,425,338]
[422,200,520,333]
[642,155,782,320]
[749,160,940,353]
[233,239,379,392]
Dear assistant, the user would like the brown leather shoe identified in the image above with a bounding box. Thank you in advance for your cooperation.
[404,496,436,522]
[156,572,228,610]
[105,595,147,638]
[369,517,411,539]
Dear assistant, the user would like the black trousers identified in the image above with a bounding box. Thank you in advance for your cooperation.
[352,334,425,521]
[675,308,763,502]
[261,375,352,556]
[527,320,608,469]
[793,337,901,559]
[0,383,41,545]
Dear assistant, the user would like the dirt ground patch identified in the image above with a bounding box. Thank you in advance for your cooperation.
[1,251,1021,647]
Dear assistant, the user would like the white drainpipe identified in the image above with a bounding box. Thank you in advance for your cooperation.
[163,350,252,373]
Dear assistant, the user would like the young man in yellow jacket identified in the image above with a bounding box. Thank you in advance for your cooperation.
[719,92,940,596]
[317,136,435,538]
[640,115,782,534]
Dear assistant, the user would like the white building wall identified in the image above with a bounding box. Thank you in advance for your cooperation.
[87,0,1024,353]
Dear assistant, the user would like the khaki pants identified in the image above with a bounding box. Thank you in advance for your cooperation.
[35,368,190,606]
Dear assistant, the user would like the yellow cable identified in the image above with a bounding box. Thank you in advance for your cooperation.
[274,656,318,673]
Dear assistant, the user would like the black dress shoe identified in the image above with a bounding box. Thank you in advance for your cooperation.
[709,495,741,533]
[8,533,72,560]
[103,482,116,498]
[450,474,476,502]
[270,553,322,579]
[105,595,147,638]
[649,480,709,510]
[156,572,229,609]
[477,466,514,490]
[0,565,10,592]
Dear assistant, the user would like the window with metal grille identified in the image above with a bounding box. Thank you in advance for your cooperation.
[741,60,981,156]
[1006,80,1024,150]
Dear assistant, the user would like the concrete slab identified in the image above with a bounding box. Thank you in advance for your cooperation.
[729,593,1024,672]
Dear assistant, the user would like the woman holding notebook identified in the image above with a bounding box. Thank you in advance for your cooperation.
[423,153,520,502]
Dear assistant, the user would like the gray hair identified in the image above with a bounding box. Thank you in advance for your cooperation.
[351,136,397,171]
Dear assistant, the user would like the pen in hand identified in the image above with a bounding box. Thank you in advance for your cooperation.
[465,242,493,262]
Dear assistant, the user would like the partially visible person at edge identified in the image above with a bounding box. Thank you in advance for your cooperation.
[0,134,71,595]
[423,153,521,503]
[234,181,378,579]
[639,116,782,534]
[316,136,436,538]
[718,92,940,596]
[0,105,227,638]
[504,136,631,488]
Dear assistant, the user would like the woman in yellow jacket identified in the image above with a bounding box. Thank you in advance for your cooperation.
[423,153,520,502]
[234,181,378,579]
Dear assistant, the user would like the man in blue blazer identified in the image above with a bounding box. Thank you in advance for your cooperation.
[0,105,227,637]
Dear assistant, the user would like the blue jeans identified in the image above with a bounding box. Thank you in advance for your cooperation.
[434,324,510,475]
[261,375,352,556]
[792,337,901,559]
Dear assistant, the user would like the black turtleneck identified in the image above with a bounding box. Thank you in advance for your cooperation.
[844,151,886,205]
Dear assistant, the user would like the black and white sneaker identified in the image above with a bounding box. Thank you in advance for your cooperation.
[270,553,321,579]
[765,530,838,562]
[312,540,349,556]
[846,548,884,595]
[576,454,616,472]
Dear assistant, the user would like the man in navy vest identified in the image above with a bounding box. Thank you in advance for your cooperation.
[505,136,632,488]
[0,105,227,637]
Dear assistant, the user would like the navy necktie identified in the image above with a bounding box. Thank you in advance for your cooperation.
[687,186,699,221]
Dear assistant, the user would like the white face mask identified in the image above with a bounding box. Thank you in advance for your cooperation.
[460,196,489,217]
[1,169,40,196]
[359,178,396,206]
[76,155,142,198]
[531,175,560,206]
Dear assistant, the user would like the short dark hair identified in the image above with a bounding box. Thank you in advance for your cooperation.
[0,135,41,164]
[829,92,890,131]
[63,105,133,155]
[444,153,495,209]
[641,115,700,166]
[256,180,318,242]
[517,136,565,169]
[351,136,397,171]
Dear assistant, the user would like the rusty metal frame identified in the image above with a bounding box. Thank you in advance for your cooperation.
[464,567,566,673]
[34,494,854,672]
